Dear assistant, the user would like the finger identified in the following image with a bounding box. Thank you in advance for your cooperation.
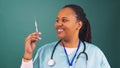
[31,37,41,42]
[30,35,42,40]
[25,36,41,43]
[25,32,41,42]
[31,32,41,36]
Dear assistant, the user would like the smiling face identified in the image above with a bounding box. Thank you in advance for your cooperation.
[55,7,82,41]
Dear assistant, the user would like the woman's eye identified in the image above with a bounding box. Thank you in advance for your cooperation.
[56,19,58,23]
[62,19,68,23]
[56,19,68,23]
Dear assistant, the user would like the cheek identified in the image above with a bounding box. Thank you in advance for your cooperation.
[67,23,77,30]
[54,23,57,28]
[64,25,73,34]
[66,25,77,35]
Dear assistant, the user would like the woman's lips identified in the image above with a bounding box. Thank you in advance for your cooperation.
[57,28,64,33]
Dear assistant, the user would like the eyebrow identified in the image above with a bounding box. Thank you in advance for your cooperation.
[56,17,68,19]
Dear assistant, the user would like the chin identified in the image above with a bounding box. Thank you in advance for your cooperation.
[57,34,65,39]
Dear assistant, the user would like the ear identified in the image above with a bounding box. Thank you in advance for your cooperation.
[76,21,83,30]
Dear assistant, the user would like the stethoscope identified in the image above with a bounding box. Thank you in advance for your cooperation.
[48,39,88,68]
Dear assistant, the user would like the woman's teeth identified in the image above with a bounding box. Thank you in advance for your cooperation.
[58,28,63,32]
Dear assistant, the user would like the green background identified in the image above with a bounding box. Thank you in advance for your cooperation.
[0,0,120,68]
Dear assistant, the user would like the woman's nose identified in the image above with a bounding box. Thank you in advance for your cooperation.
[57,22,63,26]
[56,21,63,26]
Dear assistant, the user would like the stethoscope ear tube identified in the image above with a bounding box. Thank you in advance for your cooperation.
[82,41,88,61]
[82,41,86,52]
[76,42,88,61]
[51,40,61,59]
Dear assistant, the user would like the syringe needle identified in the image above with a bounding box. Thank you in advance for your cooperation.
[34,17,38,32]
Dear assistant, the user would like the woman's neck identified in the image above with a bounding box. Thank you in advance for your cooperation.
[61,37,79,48]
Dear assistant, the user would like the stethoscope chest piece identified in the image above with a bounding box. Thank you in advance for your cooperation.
[48,59,55,66]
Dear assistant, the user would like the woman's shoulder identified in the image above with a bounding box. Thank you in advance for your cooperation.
[42,41,58,48]
[85,42,101,50]
[33,41,58,62]
[37,41,58,52]
[84,42,104,56]
[84,42,110,67]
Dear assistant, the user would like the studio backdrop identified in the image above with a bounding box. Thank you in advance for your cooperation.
[0,0,120,68]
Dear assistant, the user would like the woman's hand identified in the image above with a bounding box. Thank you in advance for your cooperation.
[23,32,41,60]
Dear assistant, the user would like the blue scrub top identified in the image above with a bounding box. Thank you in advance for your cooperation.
[33,41,111,68]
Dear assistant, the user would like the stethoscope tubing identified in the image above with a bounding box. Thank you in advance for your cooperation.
[49,40,88,67]
[51,39,61,59]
